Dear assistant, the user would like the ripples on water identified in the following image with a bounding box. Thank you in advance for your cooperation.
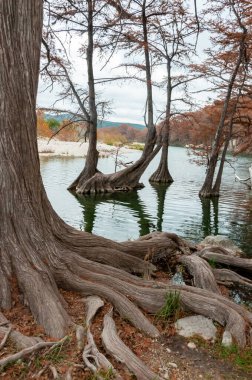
[40,147,252,256]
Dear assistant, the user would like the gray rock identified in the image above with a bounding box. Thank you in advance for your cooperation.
[222,330,232,347]
[187,342,197,349]
[175,315,217,341]
[200,235,243,256]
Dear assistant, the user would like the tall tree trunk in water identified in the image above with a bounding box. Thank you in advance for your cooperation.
[212,78,245,195]
[69,0,99,191]
[199,16,247,198]
[150,61,173,183]
[2,1,252,360]
[70,0,161,195]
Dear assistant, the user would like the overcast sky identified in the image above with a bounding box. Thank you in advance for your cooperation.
[37,0,209,125]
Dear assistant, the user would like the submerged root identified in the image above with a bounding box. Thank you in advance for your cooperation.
[75,172,140,195]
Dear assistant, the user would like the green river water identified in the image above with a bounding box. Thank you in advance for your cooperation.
[40,147,252,256]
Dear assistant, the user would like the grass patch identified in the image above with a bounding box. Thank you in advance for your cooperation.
[156,291,181,321]
[216,343,252,371]
[44,336,71,364]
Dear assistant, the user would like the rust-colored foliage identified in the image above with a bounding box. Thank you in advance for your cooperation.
[36,110,53,138]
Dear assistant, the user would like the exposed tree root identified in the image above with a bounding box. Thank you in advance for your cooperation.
[0,313,43,349]
[0,337,68,368]
[58,251,251,347]
[2,229,252,350]
[57,270,160,338]
[179,255,221,294]
[82,297,122,380]
[198,248,252,274]
[213,268,252,288]
[102,308,161,380]
[0,325,12,350]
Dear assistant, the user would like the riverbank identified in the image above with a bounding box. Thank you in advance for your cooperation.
[38,137,136,157]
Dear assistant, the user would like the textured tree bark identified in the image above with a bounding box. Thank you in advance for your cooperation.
[102,309,160,380]
[179,255,221,294]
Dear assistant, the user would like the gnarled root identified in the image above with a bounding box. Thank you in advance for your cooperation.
[75,172,140,195]
[82,296,122,379]
[178,255,221,294]
[213,268,252,288]
[198,247,252,274]
[102,309,161,380]
[0,312,43,349]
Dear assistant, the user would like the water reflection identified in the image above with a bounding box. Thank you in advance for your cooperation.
[75,190,156,236]
[40,148,252,255]
[150,183,171,232]
[200,197,219,237]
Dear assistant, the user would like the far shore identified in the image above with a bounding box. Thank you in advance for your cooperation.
[38,137,138,158]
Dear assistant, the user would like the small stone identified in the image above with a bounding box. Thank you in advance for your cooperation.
[187,342,196,349]
[222,330,232,347]
[168,362,177,368]
[166,347,172,353]
[164,373,169,379]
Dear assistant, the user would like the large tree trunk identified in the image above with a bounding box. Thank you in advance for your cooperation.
[70,0,161,195]
[2,6,252,375]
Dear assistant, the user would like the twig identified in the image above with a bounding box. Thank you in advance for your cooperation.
[49,365,59,379]
[235,174,250,182]
[0,337,67,368]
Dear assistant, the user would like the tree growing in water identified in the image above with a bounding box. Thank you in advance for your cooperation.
[2,1,252,377]
[149,0,198,184]
[45,0,164,194]
[198,0,251,198]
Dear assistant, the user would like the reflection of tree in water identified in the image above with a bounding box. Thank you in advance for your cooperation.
[228,197,252,256]
[74,190,156,236]
[150,183,171,232]
[200,197,219,237]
